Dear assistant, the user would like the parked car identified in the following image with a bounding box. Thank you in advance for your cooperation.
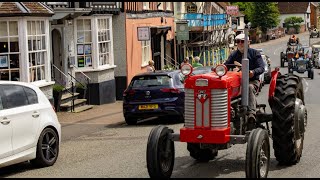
[310,28,320,38]
[123,68,212,125]
[255,48,272,84]
[312,44,320,68]
[0,81,61,169]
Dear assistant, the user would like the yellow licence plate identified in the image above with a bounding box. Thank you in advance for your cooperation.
[139,104,158,110]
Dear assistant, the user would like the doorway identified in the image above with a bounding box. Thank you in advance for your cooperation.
[51,29,64,85]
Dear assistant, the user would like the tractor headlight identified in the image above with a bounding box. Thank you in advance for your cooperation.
[181,64,193,76]
[214,64,227,77]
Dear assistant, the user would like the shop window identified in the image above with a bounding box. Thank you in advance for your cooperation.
[98,18,112,66]
[27,20,46,82]
[76,19,92,68]
[141,40,150,66]
[0,21,20,81]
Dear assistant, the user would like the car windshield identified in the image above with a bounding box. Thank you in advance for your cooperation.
[130,75,172,88]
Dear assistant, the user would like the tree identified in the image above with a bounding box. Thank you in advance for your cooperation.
[230,2,253,24]
[248,2,280,33]
[284,16,304,33]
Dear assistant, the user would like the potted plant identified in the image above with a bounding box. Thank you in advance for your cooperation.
[75,83,86,99]
[53,84,64,112]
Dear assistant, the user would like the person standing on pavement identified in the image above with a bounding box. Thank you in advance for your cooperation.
[224,33,265,130]
[147,60,155,72]
[180,57,190,68]
[192,56,203,68]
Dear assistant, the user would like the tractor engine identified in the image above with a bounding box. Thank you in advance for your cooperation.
[180,67,242,145]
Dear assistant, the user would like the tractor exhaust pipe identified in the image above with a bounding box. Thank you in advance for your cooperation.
[241,24,250,109]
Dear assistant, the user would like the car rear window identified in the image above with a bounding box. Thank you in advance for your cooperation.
[130,75,172,88]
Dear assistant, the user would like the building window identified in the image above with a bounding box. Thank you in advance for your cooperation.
[0,21,20,81]
[27,20,47,82]
[98,18,112,66]
[166,2,171,11]
[76,19,92,68]
[141,40,150,66]
[157,2,163,10]
[143,2,149,10]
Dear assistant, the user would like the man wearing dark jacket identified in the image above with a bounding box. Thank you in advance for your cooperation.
[224,33,265,129]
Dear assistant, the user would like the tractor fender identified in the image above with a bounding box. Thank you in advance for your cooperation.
[268,69,281,103]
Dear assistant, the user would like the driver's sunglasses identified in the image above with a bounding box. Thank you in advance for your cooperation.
[236,39,245,44]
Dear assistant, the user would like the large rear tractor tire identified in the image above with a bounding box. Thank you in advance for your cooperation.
[245,128,270,178]
[187,143,218,163]
[269,74,307,165]
[147,125,175,178]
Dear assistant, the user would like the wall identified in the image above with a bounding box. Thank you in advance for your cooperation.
[113,13,127,77]
[238,16,245,30]
[311,4,317,28]
[125,16,175,85]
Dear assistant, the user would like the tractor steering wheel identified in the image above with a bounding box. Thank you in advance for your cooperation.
[225,64,242,72]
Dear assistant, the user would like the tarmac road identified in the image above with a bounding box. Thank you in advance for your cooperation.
[2,31,320,178]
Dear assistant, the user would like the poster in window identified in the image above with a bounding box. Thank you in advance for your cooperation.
[85,56,92,66]
[78,57,85,67]
[77,45,84,55]
[84,44,91,54]
[0,55,8,68]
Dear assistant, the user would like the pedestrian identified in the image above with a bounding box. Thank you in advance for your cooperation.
[224,33,265,130]
[192,56,203,68]
[180,57,190,68]
[147,60,155,72]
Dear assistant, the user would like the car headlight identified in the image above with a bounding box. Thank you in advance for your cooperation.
[214,64,227,77]
[181,64,193,76]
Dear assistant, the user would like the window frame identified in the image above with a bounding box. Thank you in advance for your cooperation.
[0,20,20,81]
[141,40,151,67]
[74,15,115,71]
[75,18,93,68]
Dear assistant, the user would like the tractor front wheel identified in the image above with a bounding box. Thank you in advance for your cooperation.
[269,74,306,165]
[245,128,270,178]
[147,125,175,178]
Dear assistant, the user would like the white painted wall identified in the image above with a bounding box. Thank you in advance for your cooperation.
[238,16,245,30]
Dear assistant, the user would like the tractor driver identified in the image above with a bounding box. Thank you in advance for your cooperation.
[224,33,265,130]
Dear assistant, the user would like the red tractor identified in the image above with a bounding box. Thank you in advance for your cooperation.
[146,29,307,178]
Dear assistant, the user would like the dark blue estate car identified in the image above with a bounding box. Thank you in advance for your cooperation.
[123,67,211,125]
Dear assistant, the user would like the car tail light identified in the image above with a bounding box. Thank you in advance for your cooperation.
[160,88,180,94]
[123,89,135,97]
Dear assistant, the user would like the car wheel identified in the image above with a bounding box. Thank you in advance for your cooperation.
[31,128,59,167]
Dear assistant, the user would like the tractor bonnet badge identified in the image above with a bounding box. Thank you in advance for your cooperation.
[197,90,207,100]
[146,91,150,96]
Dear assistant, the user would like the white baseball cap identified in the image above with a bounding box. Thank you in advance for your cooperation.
[235,33,250,41]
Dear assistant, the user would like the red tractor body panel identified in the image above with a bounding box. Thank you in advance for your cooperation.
[268,70,281,103]
[180,71,242,144]
[180,127,230,143]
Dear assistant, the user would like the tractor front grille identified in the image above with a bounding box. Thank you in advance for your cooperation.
[184,88,228,129]
[184,89,195,128]
[210,89,228,128]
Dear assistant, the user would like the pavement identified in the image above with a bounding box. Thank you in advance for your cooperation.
[57,101,125,126]
[56,31,313,126]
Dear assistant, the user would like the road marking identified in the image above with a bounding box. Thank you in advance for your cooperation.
[273,48,278,55]
[302,78,309,93]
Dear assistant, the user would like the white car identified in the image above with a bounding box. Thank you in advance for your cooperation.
[0,81,61,169]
